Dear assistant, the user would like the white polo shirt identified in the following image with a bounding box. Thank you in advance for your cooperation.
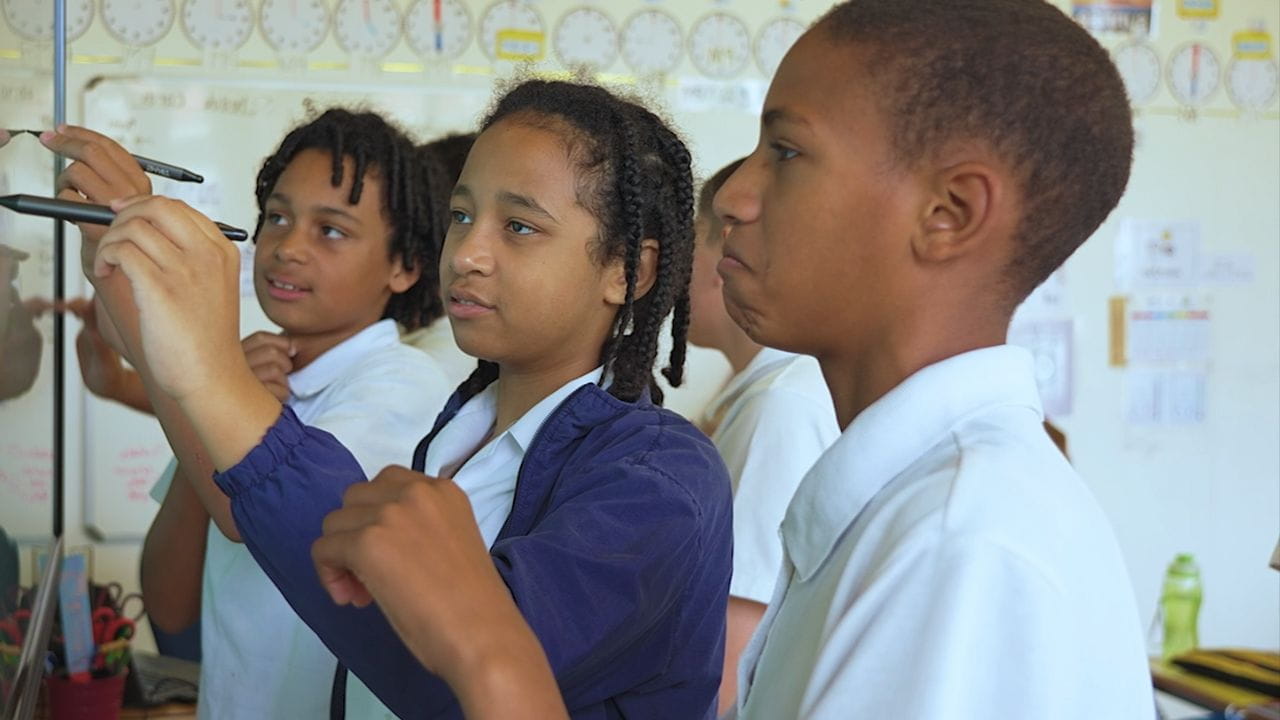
[344,365,603,718]
[400,317,476,390]
[736,346,1154,720]
[701,348,838,604]
[152,320,453,720]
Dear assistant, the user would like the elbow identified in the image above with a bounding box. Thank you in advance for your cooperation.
[148,605,199,636]
[211,513,244,544]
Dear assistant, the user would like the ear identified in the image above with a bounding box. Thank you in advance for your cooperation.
[912,161,1004,264]
[604,238,660,306]
[387,255,422,295]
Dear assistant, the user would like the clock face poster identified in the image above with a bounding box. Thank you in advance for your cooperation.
[1072,0,1156,38]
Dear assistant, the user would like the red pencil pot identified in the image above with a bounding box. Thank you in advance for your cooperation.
[44,671,127,720]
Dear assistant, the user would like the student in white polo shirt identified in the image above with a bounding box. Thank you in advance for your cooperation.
[290,1,1156,718]
[687,158,839,714]
[45,110,457,718]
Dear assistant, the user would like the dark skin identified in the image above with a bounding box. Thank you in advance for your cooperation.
[311,30,1026,718]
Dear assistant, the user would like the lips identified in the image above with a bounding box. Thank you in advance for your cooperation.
[447,285,496,319]
[264,273,311,301]
[717,246,750,277]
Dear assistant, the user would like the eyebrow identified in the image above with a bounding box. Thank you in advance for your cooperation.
[762,107,812,130]
[268,191,363,226]
[497,190,559,223]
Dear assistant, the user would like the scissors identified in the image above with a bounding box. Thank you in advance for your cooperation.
[92,637,131,676]
[93,582,145,621]
[92,607,135,645]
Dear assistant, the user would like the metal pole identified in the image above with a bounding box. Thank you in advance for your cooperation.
[52,0,67,539]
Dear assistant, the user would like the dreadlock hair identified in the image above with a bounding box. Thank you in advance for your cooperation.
[420,132,477,186]
[253,107,448,331]
[455,80,696,405]
[818,0,1133,304]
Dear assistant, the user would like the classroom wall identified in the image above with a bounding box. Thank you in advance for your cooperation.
[0,0,1276,656]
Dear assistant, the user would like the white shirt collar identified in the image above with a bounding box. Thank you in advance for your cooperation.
[703,347,798,426]
[450,365,604,457]
[288,319,402,400]
[781,345,1043,582]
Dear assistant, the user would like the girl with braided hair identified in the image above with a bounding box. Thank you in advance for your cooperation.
[84,80,733,720]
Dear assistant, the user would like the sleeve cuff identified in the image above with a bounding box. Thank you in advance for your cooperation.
[212,405,305,497]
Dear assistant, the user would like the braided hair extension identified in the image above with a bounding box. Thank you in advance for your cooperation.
[252,108,447,330]
[455,79,695,405]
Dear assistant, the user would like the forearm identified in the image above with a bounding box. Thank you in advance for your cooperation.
[140,467,210,633]
[139,376,243,540]
[412,591,567,720]
[450,635,568,720]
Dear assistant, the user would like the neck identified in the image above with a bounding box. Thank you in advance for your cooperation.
[720,328,764,375]
[492,358,599,437]
[820,304,1010,429]
[287,322,378,371]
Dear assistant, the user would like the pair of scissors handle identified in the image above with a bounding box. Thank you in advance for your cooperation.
[92,607,135,645]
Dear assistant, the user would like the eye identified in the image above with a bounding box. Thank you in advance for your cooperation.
[450,209,472,225]
[506,220,536,235]
[321,225,347,240]
[770,142,799,162]
[266,211,288,226]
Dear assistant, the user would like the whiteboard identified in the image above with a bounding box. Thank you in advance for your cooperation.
[0,71,56,540]
[78,76,496,539]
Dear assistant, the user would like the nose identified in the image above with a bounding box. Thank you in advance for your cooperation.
[272,224,309,263]
[445,221,495,278]
[713,154,762,231]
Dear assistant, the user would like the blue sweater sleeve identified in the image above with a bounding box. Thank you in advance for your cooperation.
[216,407,730,718]
[213,407,461,718]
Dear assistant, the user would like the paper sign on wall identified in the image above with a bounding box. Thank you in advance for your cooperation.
[1114,218,1201,290]
[1127,293,1212,365]
[1125,368,1207,424]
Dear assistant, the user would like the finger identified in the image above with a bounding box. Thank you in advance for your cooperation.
[110,196,228,258]
[0,128,10,147]
[263,380,290,403]
[94,241,163,298]
[247,355,291,382]
[55,160,125,204]
[241,331,293,355]
[23,297,54,316]
[63,297,93,319]
[312,533,376,607]
[46,125,148,190]
[249,368,290,399]
[95,215,186,278]
[245,353,293,381]
[42,129,147,201]
[319,504,383,537]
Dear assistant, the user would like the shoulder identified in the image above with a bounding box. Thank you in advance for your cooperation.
[724,357,836,434]
[871,407,1113,584]
[559,390,734,523]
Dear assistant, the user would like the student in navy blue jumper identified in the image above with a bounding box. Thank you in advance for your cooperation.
[83,80,734,720]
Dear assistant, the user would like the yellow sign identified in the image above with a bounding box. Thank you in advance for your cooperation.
[1232,30,1274,60]
[495,29,545,62]
[1176,0,1219,20]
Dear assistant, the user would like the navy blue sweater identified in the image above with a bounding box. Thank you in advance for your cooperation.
[214,381,733,719]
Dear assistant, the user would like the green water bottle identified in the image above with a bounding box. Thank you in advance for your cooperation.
[1161,553,1202,660]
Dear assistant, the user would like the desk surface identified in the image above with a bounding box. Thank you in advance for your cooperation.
[1151,659,1279,720]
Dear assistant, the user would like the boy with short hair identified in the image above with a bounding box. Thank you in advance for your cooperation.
[306,0,1155,717]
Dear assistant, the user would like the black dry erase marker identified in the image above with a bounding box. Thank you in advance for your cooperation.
[4,129,204,184]
[0,194,248,241]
